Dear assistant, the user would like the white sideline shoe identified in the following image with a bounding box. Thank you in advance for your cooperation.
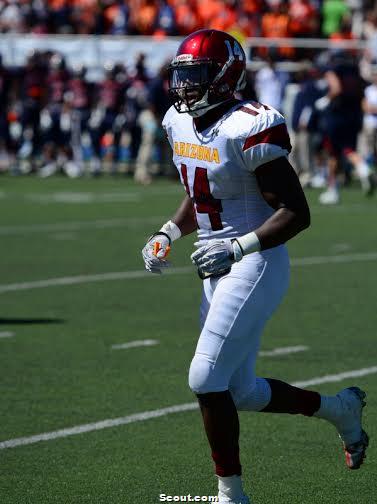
[39,161,58,178]
[361,173,376,197]
[332,387,369,469]
[319,187,340,205]
[217,493,250,504]
[64,161,83,178]
[310,173,327,188]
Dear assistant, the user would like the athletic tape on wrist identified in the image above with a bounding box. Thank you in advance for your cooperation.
[236,231,261,255]
[159,220,182,242]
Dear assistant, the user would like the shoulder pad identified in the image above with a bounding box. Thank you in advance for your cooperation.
[162,105,178,131]
[234,102,291,171]
[235,102,290,152]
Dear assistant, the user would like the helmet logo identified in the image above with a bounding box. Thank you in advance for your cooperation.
[174,54,194,63]
[225,40,244,61]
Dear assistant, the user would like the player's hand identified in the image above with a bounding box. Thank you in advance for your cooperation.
[142,233,171,274]
[190,239,243,278]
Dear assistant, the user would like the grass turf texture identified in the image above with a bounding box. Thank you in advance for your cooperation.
[0,175,376,503]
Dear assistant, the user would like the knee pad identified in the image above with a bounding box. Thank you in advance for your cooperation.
[188,354,228,394]
[232,377,271,412]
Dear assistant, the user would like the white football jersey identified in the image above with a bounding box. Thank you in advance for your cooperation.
[162,100,291,243]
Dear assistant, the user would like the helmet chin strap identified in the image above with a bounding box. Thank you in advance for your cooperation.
[187,102,220,118]
[186,90,232,117]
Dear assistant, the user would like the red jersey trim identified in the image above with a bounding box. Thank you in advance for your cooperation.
[237,105,259,116]
[242,122,292,152]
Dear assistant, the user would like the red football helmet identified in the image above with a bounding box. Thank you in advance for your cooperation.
[168,29,246,116]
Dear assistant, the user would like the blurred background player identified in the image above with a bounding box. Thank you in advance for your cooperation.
[315,54,376,204]
[39,53,73,177]
[361,63,377,168]
[290,66,327,188]
[88,62,126,174]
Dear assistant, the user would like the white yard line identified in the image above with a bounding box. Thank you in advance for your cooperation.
[114,342,301,354]
[24,186,182,202]
[51,232,78,241]
[0,251,376,294]
[259,345,308,357]
[1,184,182,206]
[111,339,159,350]
[0,365,376,450]
[293,366,377,388]
[311,203,377,214]
[0,331,14,339]
[290,252,377,266]
[0,267,193,294]
[330,243,352,254]
[27,192,141,204]
[0,216,167,236]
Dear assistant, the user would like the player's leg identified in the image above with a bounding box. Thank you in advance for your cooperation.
[195,264,246,500]
[230,352,321,417]
[189,247,290,503]
[344,148,375,196]
[319,152,341,204]
[344,112,376,195]
[230,337,368,470]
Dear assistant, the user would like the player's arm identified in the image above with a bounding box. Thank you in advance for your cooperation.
[171,195,198,236]
[253,156,310,250]
[223,156,310,257]
[141,195,197,274]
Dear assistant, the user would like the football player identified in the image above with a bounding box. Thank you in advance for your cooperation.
[142,30,368,504]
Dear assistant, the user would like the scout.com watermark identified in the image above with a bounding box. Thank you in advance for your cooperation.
[159,494,218,502]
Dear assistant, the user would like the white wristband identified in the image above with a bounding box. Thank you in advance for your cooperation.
[159,220,182,242]
[236,231,261,255]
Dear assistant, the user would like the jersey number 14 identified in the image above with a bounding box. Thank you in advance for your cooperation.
[181,164,223,231]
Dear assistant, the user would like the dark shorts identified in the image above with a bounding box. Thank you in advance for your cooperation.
[320,110,361,158]
[322,132,358,158]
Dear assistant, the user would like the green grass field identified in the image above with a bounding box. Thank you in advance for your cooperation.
[0,175,376,504]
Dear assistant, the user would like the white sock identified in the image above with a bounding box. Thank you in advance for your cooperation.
[235,377,271,412]
[218,475,244,499]
[356,161,370,179]
[313,394,342,423]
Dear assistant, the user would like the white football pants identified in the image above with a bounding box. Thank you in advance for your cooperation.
[188,245,290,406]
